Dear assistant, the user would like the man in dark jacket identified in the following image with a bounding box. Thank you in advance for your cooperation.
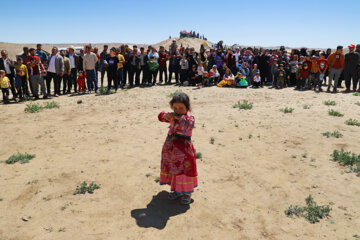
[67,47,80,93]
[344,44,359,92]
[139,47,149,85]
[158,46,168,84]
[99,45,109,87]
[129,45,141,87]
[259,50,270,86]
[168,50,181,84]
[0,50,17,98]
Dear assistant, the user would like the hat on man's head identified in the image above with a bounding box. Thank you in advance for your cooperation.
[348,44,355,49]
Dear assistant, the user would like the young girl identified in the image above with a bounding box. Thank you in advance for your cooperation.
[158,92,197,205]
[77,71,86,94]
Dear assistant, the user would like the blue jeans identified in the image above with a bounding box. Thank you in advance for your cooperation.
[117,68,124,86]
[86,69,98,91]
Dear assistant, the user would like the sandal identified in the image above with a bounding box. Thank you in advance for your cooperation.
[168,191,183,200]
[181,194,192,205]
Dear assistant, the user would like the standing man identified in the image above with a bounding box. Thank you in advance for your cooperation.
[344,44,360,92]
[99,45,109,87]
[129,45,140,87]
[60,50,71,94]
[83,45,98,93]
[327,46,345,93]
[158,46,168,84]
[26,48,47,99]
[46,47,64,97]
[168,49,181,84]
[0,50,16,99]
[356,44,360,92]
[67,47,79,93]
[20,47,30,63]
[139,47,149,85]
[35,44,48,64]
[93,47,100,85]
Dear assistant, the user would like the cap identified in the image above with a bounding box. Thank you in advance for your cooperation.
[348,44,355,48]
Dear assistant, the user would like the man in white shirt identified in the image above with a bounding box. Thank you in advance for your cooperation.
[67,47,79,93]
[46,47,64,96]
[0,50,16,98]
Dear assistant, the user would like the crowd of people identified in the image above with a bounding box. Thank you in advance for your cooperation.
[1,40,360,104]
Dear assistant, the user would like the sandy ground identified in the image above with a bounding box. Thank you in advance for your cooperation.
[0,84,360,240]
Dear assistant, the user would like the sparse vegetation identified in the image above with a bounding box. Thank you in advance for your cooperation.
[291,155,297,159]
[280,107,294,113]
[24,103,43,113]
[303,104,311,109]
[356,102,360,106]
[328,109,344,117]
[73,182,100,195]
[322,130,343,138]
[353,92,360,96]
[302,153,308,158]
[4,153,35,164]
[210,137,215,144]
[233,100,253,110]
[345,118,360,127]
[248,134,252,139]
[154,177,160,183]
[98,85,115,95]
[324,100,336,106]
[145,173,151,177]
[43,101,60,109]
[168,90,182,97]
[195,151,202,159]
[331,149,360,173]
[58,227,66,232]
[285,195,332,224]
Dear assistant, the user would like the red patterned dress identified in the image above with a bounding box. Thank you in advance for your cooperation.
[158,112,198,194]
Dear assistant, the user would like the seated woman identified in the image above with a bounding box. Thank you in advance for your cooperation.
[208,65,220,85]
[240,62,250,85]
[217,68,235,87]
[235,72,248,88]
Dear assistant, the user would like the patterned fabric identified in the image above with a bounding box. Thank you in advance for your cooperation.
[160,173,198,194]
[158,112,197,178]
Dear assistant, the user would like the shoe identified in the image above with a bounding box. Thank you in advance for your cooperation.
[34,96,39,100]
[168,191,183,200]
[326,88,330,93]
[181,194,192,205]
[43,95,48,99]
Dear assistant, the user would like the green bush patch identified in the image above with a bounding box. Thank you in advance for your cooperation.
[353,92,360,96]
[324,100,336,106]
[280,107,294,113]
[4,153,35,164]
[285,195,331,224]
[233,100,253,110]
[73,182,100,195]
[322,130,343,138]
[210,137,215,144]
[331,149,360,173]
[24,103,43,113]
[345,118,360,127]
[303,104,311,109]
[195,151,202,159]
[168,90,182,97]
[43,101,60,109]
[98,85,115,95]
[328,109,344,117]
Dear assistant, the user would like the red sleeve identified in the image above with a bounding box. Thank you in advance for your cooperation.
[178,114,195,130]
[158,112,170,122]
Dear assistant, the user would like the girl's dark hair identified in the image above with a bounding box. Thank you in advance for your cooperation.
[169,92,191,111]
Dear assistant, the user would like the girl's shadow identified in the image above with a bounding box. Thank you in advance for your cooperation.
[130,191,190,229]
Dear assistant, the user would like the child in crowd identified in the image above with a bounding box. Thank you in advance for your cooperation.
[14,69,23,100]
[252,72,261,88]
[217,68,235,87]
[179,55,189,85]
[310,56,319,90]
[240,62,250,85]
[276,64,287,89]
[209,65,220,84]
[15,57,29,97]
[77,71,86,93]
[0,70,11,104]
[188,65,199,86]
[295,63,302,90]
[158,92,197,205]
[316,53,328,92]
[300,62,311,90]
[289,55,298,87]
[196,62,205,87]
[147,56,159,86]
[235,72,248,88]
[271,59,279,88]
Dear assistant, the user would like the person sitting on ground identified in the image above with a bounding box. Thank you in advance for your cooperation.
[209,65,220,84]
[188,65,199,86]
[235,72,248,88]
[252,72,261,88]
[217,68,234,87]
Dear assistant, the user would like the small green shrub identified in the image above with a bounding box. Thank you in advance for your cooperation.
[328,109,344,117]
[168,90,182,97]
[322,130,343,138]
[356,102,360,106]
[302,152,308,158]
[233,100,253,110]
[99,86,115,95]
[43,101,60,109]
[324,100,336,106]
[5,153,35,164]
[331,149,360,167]
[285,195,331,224]
[353,92,360,96]
[303,104,311,109]
[210,137,215,144]
[195,151,202,159]
[154,177,160,183]
[24,103,43,113]
[280,107,294,113]
[73,182,100,195]
[345,118,360,127]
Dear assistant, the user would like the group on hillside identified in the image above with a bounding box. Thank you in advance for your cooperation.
[1,40,360,104]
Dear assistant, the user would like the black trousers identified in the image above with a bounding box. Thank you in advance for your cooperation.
[100,69,107,86]
[260,69,268,85]
[129,66,140,86]
[180,69,188,84]
[70,68,77,92]
[1,88,9,102]
[150,70,158,84]
[62,74,72,93]
[6,74,16,97]
[168,68,179,83]
[344,70,358,90]
[21,76,30,96]
[123,65,130,85]
[107,71,118,90]
[140,65,149,84]
[159,66,167,83]
[46,72,61,95]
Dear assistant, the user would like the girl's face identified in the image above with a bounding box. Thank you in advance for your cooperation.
[172,102,187,115]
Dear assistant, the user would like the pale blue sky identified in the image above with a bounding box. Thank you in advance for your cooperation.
[2,0,359,48]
